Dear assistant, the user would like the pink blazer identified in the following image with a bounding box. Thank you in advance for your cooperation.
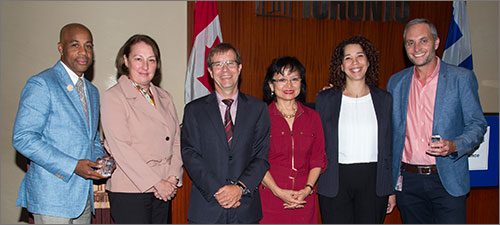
[101,75,183,193]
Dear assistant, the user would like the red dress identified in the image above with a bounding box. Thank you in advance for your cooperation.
[259,102,327,224]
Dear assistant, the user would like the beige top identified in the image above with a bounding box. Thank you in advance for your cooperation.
[101,75,183,193]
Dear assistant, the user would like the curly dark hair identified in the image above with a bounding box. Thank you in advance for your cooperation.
[262,56,306,104]
[328,36,379,90]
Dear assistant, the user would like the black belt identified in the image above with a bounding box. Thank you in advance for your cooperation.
[401,162,438,175]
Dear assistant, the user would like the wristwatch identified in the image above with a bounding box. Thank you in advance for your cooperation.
[233,180,251,195]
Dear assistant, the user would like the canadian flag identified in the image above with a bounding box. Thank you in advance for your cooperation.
[184,1,223,104]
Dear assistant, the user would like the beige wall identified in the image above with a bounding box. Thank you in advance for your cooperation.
[468,1,499,113]
[0,1,187,223]
[1,1,498,224]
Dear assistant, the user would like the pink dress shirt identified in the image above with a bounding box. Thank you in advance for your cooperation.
[402,58,441,165]
[216,91,238,124]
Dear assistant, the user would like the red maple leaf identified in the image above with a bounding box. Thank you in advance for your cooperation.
[197,36,221,93]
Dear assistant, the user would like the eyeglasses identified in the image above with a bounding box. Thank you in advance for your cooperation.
[210,60,239,70]
[272,77,302,86]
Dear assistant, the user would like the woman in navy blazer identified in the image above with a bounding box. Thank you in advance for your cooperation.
[316,36,395,223]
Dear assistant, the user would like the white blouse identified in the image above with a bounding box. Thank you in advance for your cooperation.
[338,93,378,164]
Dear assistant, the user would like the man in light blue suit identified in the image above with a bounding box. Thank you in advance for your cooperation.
[387,18,487,223]
[12,23,107,224]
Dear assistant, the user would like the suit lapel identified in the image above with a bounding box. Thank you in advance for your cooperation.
[370,87,384,155]
[84,79,97,137]
[331,90,342,150]
[230,93,248,150]
[205,93,229,148]
[371,87,383,125]
[433,62,448,132]
[150,86,173,126]
[332,90,342,121]
[119,76,170,126]
[151,86,178,136]
[54,62,90,132]
[400,70,413,123]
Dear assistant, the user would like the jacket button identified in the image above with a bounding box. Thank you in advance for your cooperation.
[229,156,233,160]
[165,136,170,141]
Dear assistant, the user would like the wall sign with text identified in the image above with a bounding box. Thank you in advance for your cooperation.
[470,114,499,187]
[256,1,410,23]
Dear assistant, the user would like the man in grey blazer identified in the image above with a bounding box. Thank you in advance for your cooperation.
[12,23,107,223]
[387,18,487,223]
[181,43,270,223]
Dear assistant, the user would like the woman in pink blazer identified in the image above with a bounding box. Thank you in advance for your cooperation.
[101,34,183,223]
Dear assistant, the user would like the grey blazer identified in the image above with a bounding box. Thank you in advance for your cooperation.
[387,61,487,196]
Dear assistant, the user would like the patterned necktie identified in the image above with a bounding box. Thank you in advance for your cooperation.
[75,78,89,121]
[222,99,234,144]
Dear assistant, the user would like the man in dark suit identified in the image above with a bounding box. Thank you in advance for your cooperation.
[181,43,270,223]
[387,18,487,223]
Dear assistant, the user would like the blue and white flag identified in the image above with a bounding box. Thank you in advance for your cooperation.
[443,1,473,70]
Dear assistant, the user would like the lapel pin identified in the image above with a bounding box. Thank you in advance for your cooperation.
[67,84,74,92]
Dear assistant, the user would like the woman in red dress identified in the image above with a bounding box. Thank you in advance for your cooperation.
[259,56,327,223]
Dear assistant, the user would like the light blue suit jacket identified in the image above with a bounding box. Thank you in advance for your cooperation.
[387,60,487,197]
[12,61,105,218]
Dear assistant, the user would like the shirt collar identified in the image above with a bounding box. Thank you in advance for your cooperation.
[60,61,84,85]
[216,91,239,105]
[129,79,152,93]
[412,56,441,82]
[428,57,441,80]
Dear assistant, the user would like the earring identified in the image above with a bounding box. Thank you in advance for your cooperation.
[271,91,275,96]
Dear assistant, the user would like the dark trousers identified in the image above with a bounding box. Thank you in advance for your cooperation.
[108,192,170,224]
[396,171,466,224]
[188,208,259,224]
[318,163,388,224]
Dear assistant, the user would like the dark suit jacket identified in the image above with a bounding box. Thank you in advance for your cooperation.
[181,92,270,223]
[316,86,393,197]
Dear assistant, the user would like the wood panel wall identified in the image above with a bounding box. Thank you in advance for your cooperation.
[172,1,499,224]
[213,1,452,102]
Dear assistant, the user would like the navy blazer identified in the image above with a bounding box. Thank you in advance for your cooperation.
[387,61,487,197]
[316,86,394,197]
[181,92,270,223]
